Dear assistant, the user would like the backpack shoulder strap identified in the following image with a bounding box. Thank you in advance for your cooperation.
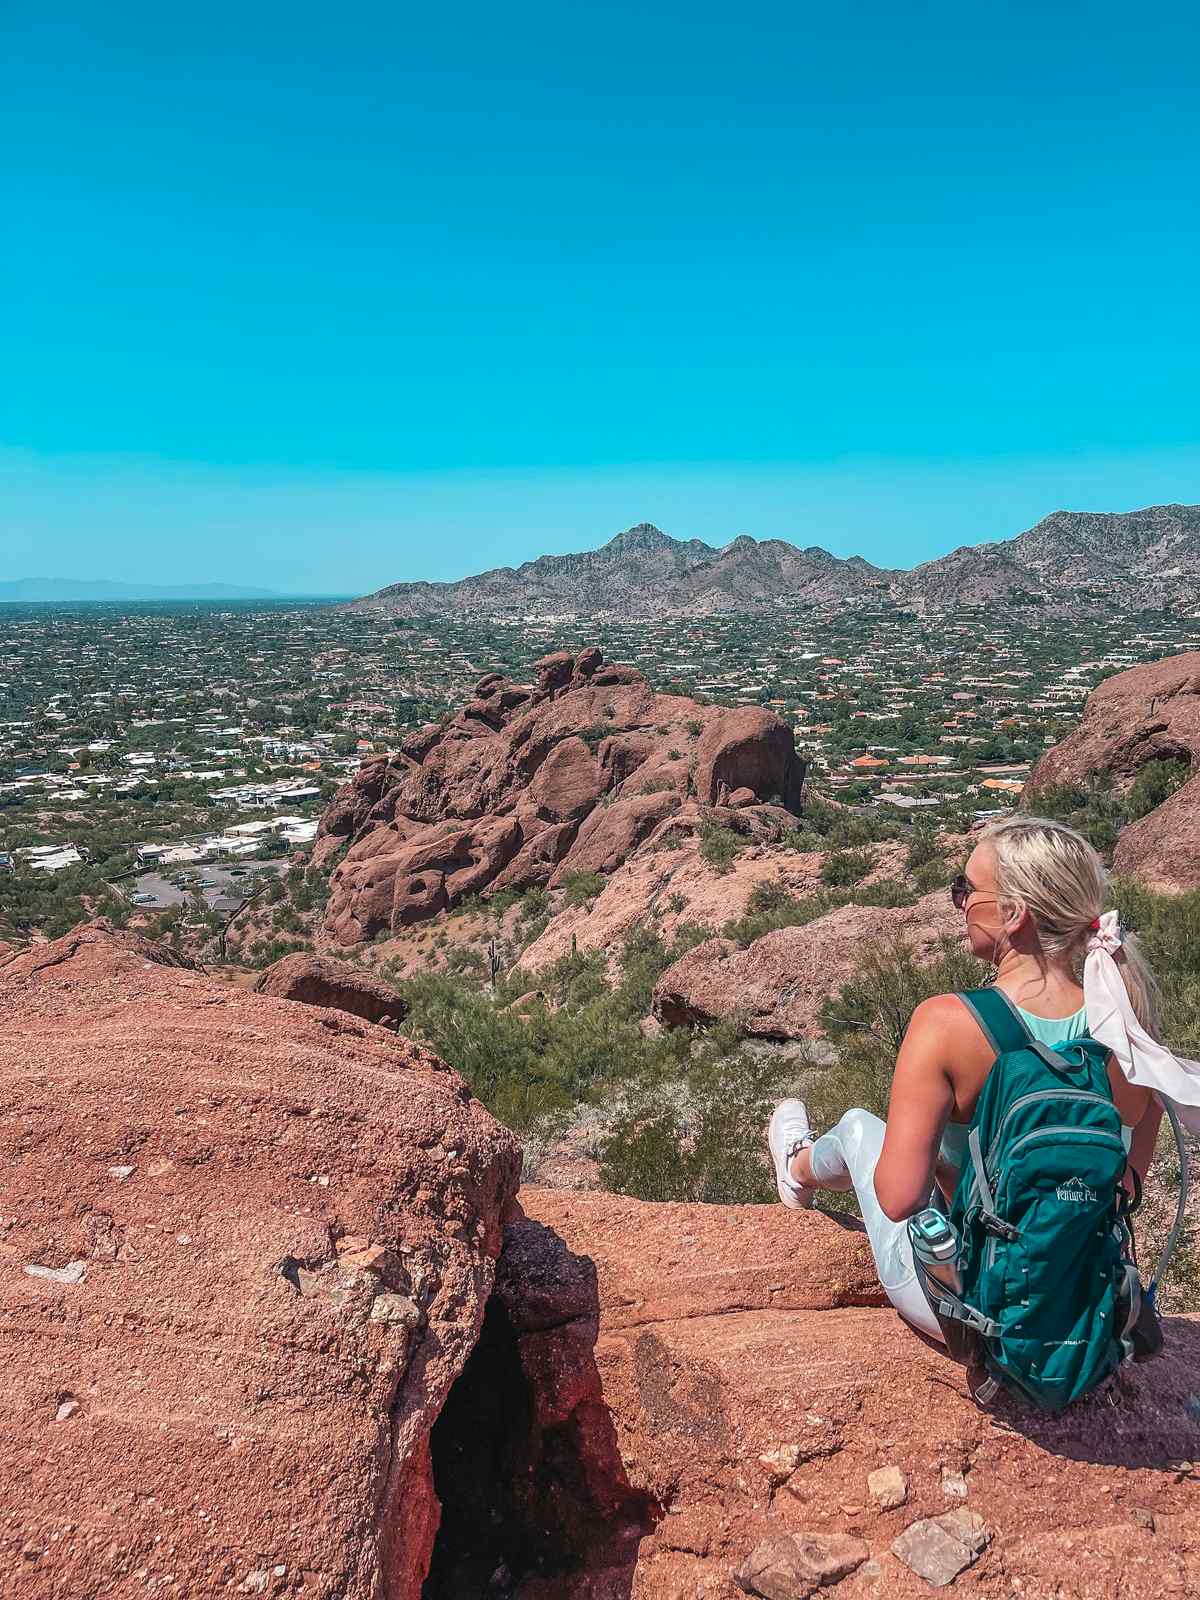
[956,987,1031,1057]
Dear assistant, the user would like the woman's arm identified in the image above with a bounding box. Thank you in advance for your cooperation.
[875,995,959,1222]
[1126,1092,1164,1187]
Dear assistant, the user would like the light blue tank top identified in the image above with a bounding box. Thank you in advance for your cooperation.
[940,1003,1131,1170]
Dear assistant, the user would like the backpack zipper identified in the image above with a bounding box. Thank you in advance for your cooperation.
[971,1112,1123,1217]
[982,1123,1125,1271]
[984,1089,1117,1171]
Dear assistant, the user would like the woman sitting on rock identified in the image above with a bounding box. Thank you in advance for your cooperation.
[766,815,1186,1345]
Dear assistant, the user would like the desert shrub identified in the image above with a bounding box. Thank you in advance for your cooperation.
[780,827,825,852]
[809,942,989,1134]
[444,945,487,975]
[562,871,606,906]
[723,888,843,947]
[798,795,896,849]
[746,878,793,913]
[699,823,747,874]
[486,888,521,918]
[684,719,703,737]
[616,921,717,1015]
[1108,879,1200,1055]
[598,1050,782,1204]
[518,886,550,922]
[669,919,715,955]
[852,878,915,908]
[820,848,872,887]
[911,857,950,894]
[1126,757,1190,821]
[1025,777,1124,856]
[819,940,987,1058]
[905,825,941,871]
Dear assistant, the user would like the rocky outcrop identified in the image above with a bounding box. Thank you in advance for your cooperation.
[522,1189,1200,1599]
[652,889,962,1037]
[5,926,1198,1598]
[1025,652,1200,890]
[0,925,520,1597]
[319,650,807,944]
[516,832,835,975]
[252,952,408,1029]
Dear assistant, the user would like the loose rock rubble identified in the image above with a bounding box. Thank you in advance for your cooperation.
[891,1510,991,1587]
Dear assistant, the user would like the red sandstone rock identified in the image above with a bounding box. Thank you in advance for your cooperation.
[652,889,963,1037]
[526,734,603,822]
[0,926,521,1597]
[1025,651,1200,890]
[521,1188,1200,1600]
[319,652,807,943]
[696,706,806,813]
[252,951,408,1028]
[549,791,680,883]
[517,831,831,975]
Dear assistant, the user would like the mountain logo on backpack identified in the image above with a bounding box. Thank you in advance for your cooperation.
[1056,1175,1098,1204]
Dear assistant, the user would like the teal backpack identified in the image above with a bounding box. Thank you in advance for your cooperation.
[926,987,1180,1413]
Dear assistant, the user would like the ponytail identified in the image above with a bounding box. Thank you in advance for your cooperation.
[981,815,1163,1040]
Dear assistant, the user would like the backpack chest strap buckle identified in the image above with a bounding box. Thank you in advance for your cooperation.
[980,1210,1021,1242]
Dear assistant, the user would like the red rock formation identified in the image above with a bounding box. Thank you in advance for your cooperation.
[522,1189,1200,1599]
[319,651,807,944]
[1024,651,1200,890]
[252,951,408,1029]
[652,889,962,1037]
[5,927,1198,1598]
[0,926,520,1597]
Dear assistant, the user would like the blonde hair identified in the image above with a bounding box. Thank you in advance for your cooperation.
[981,815,1163,1040]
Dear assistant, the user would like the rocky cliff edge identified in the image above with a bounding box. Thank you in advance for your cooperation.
[3,929,1199,1600]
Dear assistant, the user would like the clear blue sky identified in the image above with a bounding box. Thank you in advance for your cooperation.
[3,0,1198,593]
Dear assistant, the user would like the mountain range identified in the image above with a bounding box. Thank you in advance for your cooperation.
[352,503,1200,618]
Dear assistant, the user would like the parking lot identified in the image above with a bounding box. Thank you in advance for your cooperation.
[129,859,289,914]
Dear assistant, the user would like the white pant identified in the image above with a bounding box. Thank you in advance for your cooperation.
[808,1108,944,1342]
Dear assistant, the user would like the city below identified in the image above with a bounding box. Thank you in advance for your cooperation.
[1,591,1195,946]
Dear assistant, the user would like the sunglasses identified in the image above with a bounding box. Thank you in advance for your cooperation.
[950,873,973,911]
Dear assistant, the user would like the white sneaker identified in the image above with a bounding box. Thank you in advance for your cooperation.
[768,1099,817,1209]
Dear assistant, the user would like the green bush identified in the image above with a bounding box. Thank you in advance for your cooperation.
[746,878,793,913]
[562,871,606,906]
[1126,757,1190,821]
[811,941,989,1135]
[853,878,915,908]
[1026,777,1124,856]
[699,823,747,874]
[911,857,950,894]
[819,940,987,1057]
[724,888,844,946]
[780,827,825,852]
[905,825,941,871]
[598,1049,782,1204]
[820,848,873,887]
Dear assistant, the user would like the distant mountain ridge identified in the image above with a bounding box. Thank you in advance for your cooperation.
[351,503,1200,618]
[0,579,285,602]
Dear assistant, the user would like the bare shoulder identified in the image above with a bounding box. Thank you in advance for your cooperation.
[907,992,978,1038]
[902,993,989,1064]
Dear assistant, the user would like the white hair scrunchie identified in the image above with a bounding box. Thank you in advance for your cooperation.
[1083,909,1200,1133]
